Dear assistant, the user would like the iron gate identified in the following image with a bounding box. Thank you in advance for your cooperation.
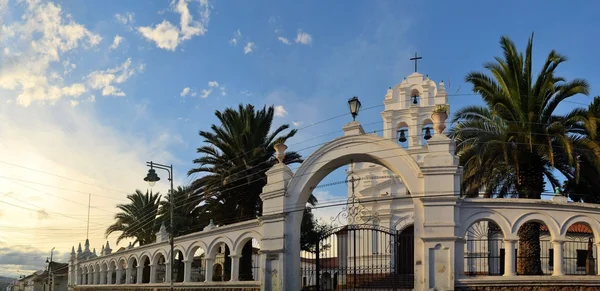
[300,224,414,291]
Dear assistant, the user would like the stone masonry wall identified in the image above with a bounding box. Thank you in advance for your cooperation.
[456,287,600,291]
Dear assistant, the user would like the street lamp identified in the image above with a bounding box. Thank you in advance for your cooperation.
[347,96,361,121]
[46,247,54,291]
[144,161,174,291]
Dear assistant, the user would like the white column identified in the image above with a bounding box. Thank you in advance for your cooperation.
[88,271,93,285]
[149,263,156,283]
[183,260,192,282]
[503,239,517,276]
[136,266,144,283]
[100,271,106,284]
[204,259,214,282]
[230,255,240,281]
[596,242,600,276]
[165,260,172,283]
[106,270,112,285]
[125,267,132,284]
[116,268,122,284]
[552,240,565,276]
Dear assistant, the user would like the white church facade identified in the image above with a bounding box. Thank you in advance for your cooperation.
[67,67,600,291]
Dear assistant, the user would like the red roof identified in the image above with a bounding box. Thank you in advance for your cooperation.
[540,223,592,234]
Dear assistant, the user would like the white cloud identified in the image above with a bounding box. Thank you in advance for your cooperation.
[109,35,124,50]
[200,89,211,98]
[137,20,180,51]
[87,58,140,97]
[88,95,96,103]
[208,81,219,87]
[180,87,191,97]
[277,36,291,45]
[115,12,134,25]
[220,87,227,96]
[274,105,288,117]
[137,0,210,51]
[229,29,241,46]
[296,30,313,45]
[244,42,256,54]
[69,100,79,107]
[240,90,252,96]
[61,83,86,97]
[292,121,303,127]
[0,0,101,107]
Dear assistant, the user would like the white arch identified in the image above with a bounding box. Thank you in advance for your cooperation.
[186,240,208,261]
[287,134,423,208]
[169,245,186,260]
[207,236,234,258]
[151,248,168,265]
[460,210,512,238]
[232,230,262,256]
[560,214,600,242]
[127,254,139,268]
[138,252,151,265]
[511,212,560,240]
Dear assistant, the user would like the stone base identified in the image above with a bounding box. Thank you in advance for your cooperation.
[75,288,259,291]
[457,287,600,291]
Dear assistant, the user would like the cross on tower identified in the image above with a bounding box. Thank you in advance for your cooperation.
[410,52,422,73]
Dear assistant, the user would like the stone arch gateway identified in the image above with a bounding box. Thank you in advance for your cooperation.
[259,117,462,291]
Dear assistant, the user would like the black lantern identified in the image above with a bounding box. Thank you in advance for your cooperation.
[424,127,432,140]
[347,96,361,121]
[398,129,407,143]
[144,168,160,187]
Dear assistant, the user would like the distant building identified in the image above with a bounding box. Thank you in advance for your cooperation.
[10,261,69,291]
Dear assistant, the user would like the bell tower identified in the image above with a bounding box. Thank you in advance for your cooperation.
[381,56,449,149]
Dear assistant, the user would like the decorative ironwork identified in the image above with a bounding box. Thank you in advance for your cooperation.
[329,171,379,226]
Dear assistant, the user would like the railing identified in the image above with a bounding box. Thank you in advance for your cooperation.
[464,239,597,276]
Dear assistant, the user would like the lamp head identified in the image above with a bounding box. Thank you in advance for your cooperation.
[347,96,361,121]
[144,168,160,187]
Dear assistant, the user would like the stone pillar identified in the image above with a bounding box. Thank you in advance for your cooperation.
[88,271,93,285]
[149,263,157,283]
[552,240,565,276]
[183,260,192,282]
[165,260,172,283]
[116,268,122,284]
[204,259,214,282]
[125,266,132,284]
[136,266,144,284]
[100,271,106,284]
[415,134,461,291]
[503,239,517,276]
[259,156,293,291]
[106,270,112,285]
[455,238,466,279]
[230,255,240,281]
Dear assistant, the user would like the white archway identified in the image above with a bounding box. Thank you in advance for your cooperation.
[281,132,425,291]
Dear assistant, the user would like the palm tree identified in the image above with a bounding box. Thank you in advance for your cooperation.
[450,34,598,274]
[157,186,206,237]
[563,96,600,203]
[105,190,161,246]
[188,104,303,221]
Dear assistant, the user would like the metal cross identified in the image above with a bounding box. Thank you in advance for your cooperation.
[410,52,422,72]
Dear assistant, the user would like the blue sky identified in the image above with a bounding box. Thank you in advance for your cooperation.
[0,0,599,277]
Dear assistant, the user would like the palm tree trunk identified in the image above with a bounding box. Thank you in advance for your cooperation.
[515,154,545,275]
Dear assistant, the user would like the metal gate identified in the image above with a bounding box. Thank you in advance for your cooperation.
[300,224,414,291]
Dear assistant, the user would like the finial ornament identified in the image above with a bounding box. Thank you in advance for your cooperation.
[274,142,287,164]
[431,105,448,134]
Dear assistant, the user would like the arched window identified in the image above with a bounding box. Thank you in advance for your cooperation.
[410,89,420,106]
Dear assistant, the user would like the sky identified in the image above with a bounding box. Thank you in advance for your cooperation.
[0,0,600,277]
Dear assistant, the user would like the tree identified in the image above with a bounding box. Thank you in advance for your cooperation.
[450,34,598,274]
[563,96,600,203]
[105,190,161,246]
[300,207,333,253]
[157,186,206,237]
[188,104,303,221]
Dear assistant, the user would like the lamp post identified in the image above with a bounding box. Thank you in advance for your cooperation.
[144,161,174,291]
[347,96,361,121]
[46,247,54,291]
